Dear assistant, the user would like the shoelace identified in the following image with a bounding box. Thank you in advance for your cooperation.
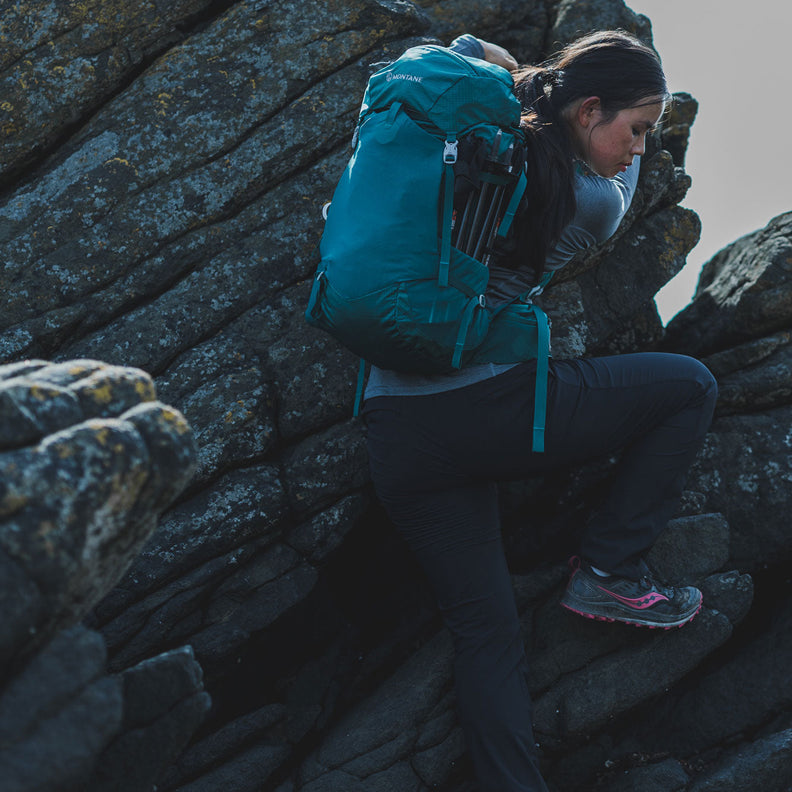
[638,574,675,600]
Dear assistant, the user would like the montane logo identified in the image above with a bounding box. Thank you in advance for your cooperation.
[386,72,423,83]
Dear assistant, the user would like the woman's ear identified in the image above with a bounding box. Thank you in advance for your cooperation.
[576,96,601,128]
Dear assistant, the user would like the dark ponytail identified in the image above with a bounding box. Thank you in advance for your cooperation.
[508,66,577,278]
[508,30,669,280]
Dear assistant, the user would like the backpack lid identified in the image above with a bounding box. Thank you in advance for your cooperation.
[362,45,522,137]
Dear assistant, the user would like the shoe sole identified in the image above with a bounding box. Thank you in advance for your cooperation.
[559,597,703,630]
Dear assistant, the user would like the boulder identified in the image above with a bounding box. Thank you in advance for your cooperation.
[0,359,203,791]
[0,625,122,792]
[663,212,792,571]
[605,759,689,792]
[0,359,197,669]
[664,212,792,357]
[86,646,212,792]
[688,728,792,792]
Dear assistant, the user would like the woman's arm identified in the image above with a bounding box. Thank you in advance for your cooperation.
[543,158,641,272]
[449,34,518,71]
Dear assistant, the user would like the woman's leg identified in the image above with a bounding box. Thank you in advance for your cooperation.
[411,352,717,624]
[365,402,549,792]
[460,351,717,627]
[441,353,716,577]
[539,353,718,578]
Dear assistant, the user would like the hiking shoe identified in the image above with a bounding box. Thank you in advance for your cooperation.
[560,557,702,629]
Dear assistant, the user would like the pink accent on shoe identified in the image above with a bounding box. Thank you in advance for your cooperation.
[560,599,703,630]
[596,585,670,610]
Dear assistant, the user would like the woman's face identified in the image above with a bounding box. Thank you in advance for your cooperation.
[570,98,665,178]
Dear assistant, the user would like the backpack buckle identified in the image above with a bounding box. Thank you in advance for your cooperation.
[443,139,458,164]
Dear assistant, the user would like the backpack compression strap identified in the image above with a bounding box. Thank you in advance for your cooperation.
[438,138,458,288]
[496,169,528,240]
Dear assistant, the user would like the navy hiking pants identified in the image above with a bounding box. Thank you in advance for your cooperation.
[363,352,717,792]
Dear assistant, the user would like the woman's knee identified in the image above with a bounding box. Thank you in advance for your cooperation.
[680,354,718,408]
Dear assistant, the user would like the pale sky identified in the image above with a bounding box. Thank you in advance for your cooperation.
[628,0,792,323]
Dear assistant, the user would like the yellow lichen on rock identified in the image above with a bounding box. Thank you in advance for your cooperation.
[134,377,156,401]
[88,382,115,406]
[156,405,192,436]
[0,485,29,518]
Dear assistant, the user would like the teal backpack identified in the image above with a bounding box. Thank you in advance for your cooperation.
[306,44,551,451]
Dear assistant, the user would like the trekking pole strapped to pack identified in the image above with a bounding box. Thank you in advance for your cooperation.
[305,45,552,451]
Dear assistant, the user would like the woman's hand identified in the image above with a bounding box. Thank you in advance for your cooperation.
[478,39,518,72]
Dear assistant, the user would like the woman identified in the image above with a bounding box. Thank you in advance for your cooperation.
[363,30,717,792]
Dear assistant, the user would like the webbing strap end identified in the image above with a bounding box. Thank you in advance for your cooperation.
[531,305,550,454]
[353,358,367,417]
[452,295,484,369]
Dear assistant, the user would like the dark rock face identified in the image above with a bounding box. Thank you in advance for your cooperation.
[0,1,218,185]
[0,1,789,791]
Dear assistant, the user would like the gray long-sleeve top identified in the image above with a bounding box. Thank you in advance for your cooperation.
[364,36,640,400]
